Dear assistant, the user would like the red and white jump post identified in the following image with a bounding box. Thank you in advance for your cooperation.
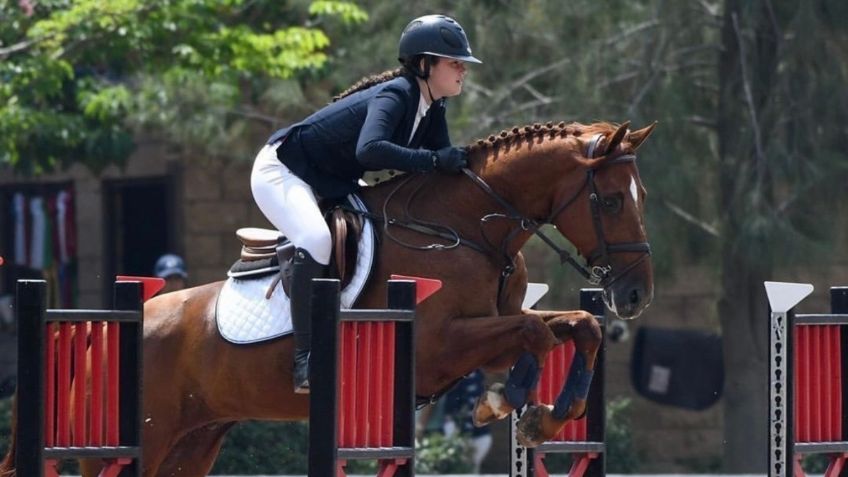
[766,282,848,477]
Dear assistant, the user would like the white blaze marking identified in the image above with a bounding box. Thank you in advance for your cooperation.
[629,175,639,204]
[607,289,618,316]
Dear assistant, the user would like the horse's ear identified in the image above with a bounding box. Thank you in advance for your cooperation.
[629,122,657,151]
[604,121,630,155]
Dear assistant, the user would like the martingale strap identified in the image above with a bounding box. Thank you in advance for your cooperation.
[336,205,491,256]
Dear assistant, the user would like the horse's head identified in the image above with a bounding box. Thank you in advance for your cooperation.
[545,121,655,319]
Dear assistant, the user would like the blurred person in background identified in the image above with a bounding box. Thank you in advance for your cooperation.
[154,253,188,294]
[442,370,492,474]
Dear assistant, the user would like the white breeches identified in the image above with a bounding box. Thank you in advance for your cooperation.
[250,142,332,265]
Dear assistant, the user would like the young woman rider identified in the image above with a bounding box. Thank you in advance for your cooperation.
[250,14,482,393]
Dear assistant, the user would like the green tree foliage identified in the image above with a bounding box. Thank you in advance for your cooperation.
[208,420,473,474]
[0,0,367,173]
[211,422,309,474]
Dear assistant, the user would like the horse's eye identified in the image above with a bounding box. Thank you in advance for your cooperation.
[601,194,623,214]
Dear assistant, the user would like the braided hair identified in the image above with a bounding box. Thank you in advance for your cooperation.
[332,55,438,102]
[332,67,406,102]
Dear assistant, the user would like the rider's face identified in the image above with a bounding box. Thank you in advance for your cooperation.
[426,58,467,100]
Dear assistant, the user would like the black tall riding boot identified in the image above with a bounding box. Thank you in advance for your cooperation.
[288,247,326,394]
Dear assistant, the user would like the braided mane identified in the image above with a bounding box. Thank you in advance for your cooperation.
[466,121,620,153]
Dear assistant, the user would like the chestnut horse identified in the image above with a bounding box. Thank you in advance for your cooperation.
[1,120,655,477]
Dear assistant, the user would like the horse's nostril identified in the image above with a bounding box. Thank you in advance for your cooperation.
[629,288,640,305]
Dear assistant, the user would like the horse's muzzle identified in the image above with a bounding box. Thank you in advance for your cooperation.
[603,279,653,320]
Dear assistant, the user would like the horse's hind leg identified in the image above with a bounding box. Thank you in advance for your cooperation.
[515,309,602,447]
[154,422,236,477]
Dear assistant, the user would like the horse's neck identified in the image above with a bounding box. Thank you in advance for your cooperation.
[361,146,570,258]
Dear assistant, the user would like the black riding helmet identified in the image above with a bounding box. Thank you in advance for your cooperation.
[398,14,482,78]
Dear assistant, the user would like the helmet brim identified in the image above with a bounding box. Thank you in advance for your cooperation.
[423,52,483,64]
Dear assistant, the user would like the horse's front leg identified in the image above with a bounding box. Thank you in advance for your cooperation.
[513,309,603,448]
[425,312,558,427]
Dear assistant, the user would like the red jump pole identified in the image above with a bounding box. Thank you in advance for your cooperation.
[373,322,386,447]
[45,323,56,448]
[356,322,372,447]
[73,322,87,446]
[57,322,71,446]
[90,321,104,446]
[106,321,120,446]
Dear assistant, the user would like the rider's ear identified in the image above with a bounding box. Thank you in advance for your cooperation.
[628,122,657,151]
[603,121,630,156]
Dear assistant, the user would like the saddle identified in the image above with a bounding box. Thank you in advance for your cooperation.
[228,204,365,297]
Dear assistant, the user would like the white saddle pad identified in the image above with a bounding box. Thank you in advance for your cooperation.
[215,195,376,344]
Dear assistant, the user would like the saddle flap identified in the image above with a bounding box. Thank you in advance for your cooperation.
[237,227,282,248]
[329,207,365,287]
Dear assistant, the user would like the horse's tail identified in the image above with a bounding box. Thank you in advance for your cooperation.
[0,392,18,477]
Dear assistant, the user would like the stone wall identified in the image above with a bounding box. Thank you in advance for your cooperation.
[0,139,178,307]
[180,156,272,287]
[0,140,269,307]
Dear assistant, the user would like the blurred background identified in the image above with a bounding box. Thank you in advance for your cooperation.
[1,0,847,474]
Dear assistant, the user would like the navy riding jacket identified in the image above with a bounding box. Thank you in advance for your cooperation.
[266,75,451,199]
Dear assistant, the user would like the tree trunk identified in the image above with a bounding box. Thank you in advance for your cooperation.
[718,249,771,471]
[717,0,777,471]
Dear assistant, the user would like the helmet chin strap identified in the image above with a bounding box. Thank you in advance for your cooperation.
[418,56,437,103]
[424,79,436,103]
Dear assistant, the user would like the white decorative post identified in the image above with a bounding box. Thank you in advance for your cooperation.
[511,283,550,477]
[765,281,814,477]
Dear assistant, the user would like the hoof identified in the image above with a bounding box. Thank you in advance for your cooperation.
[472,383,514,427]
[516,399,589,447]
[516,404,554,448]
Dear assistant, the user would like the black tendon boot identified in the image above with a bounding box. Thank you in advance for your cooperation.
[287,247,326,394]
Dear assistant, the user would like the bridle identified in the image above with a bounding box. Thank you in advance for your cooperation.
[462,133,651,288]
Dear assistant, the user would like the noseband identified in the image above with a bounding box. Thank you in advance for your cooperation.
[462,137,651,288]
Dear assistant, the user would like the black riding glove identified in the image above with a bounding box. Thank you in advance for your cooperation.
[432,147,468,174]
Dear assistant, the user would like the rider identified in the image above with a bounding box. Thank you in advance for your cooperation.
[251,15,482,394]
